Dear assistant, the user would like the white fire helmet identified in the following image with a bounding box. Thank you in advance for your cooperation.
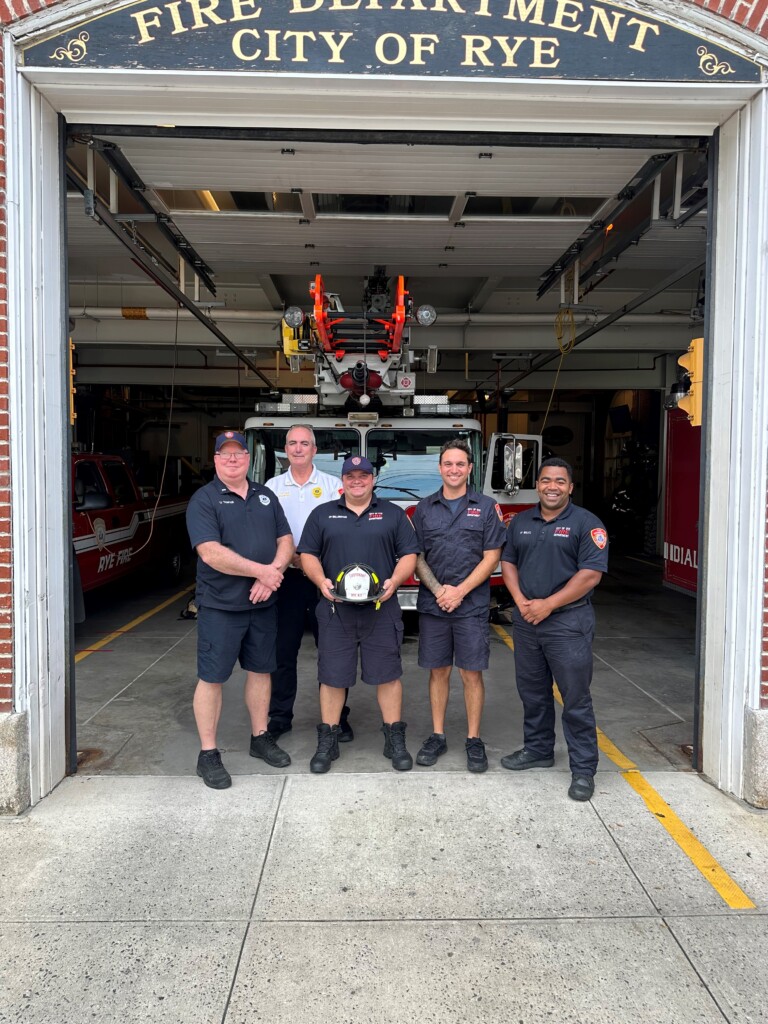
[331,563,382,604]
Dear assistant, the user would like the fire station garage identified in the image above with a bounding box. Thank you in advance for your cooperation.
[2,0,768,814]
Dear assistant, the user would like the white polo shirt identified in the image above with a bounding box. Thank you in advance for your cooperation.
[265,465,343,544]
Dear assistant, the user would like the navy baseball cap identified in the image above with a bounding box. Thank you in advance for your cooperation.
[341,455,374,476]
[215,430,248,452]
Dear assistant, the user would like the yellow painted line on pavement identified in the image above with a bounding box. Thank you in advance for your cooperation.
[620,769,755,909]
[75,584,195,663]
[596,730,637,771]
[490,620,755,909]
[491,622,515,652]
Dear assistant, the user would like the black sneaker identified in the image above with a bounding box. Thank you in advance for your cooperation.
[196,749,232,789]
[500,747,555,771]
[250,732,291,768]
[466,736,488,773]
[267,720,292,740]
[310,723,340,774]
[338,705,354,743]
[416,733,448,766]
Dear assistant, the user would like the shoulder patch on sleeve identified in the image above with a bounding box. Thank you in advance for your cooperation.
[590,527,607,550]
[495,502,504,522]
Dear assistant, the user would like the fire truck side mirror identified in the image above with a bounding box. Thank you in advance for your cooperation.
[677,338,704,426]
[76,491,111,512]
[503,441,523,495]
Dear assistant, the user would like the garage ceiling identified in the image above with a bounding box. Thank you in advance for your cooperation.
[66,130,708,395]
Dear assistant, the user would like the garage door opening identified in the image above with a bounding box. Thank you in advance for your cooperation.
[63,123,708,779]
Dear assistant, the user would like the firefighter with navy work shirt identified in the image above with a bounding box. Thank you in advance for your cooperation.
[298,455,419,774]
[410,438,506,773]
[500,457,609,802]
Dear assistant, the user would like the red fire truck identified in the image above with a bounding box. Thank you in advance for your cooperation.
[73,452,189,596]
[246,271,543,607]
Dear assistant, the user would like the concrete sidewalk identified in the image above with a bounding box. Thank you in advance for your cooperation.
[1,768,767,1023]
[4,557,766,1022]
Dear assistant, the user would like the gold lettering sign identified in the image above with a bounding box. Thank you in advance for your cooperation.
[21,0,759,83]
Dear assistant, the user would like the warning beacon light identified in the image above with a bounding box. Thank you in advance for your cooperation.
[415,304,438,327]
[677,337,704,427]
[283,306,306,330]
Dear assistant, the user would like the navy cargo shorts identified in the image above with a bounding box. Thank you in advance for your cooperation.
[316,598,404,687]
[197,604,278,684]
[418,610,491,671]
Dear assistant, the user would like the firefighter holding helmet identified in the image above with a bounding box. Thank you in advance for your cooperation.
[297,456,419,773]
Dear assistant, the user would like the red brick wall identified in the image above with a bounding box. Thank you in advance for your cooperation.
[0,0,765,715]
[693,0,768,37]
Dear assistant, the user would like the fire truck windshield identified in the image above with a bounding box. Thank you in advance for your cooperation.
[249,427,360,481]
[367,429,482,500]
[246,423,483,500]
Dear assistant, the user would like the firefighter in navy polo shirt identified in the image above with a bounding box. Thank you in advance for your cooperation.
[298,455,419,774]
[186,430,295,790]
[500,457,609,802]
[410,438,506,772]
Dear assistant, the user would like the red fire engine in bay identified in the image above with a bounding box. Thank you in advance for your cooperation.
[245,271,543,610]
[72,452,189,610]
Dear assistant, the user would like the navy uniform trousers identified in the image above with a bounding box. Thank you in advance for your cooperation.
[511,603,598,776]
[269,569,319,728]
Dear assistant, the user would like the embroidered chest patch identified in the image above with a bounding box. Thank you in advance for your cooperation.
[466,508,482,518]
[553,527,571,537]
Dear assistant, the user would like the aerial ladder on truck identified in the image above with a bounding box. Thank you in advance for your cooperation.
[280,267,437,408]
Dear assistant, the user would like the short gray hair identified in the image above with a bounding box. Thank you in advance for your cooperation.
[286,424,316,445]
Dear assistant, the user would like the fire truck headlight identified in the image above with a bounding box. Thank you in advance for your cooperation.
[415,304,437,327]
[283,306,305,329]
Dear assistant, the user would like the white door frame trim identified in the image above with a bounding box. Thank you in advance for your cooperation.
[701,89,768,797]
[5,32,69,804]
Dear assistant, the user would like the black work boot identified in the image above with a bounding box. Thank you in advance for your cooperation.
[310,723,340,774]
[338,704,354,743]
[382,721,413,771]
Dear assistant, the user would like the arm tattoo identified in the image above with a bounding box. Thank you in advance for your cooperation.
[416,554,443,596]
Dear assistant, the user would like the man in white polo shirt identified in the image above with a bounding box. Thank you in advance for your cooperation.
[265,424,352,740]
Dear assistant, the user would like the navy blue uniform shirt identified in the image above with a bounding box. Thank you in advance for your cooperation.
[411,488,506,617]
[187,475,291,611]
[501,501,608,603]
[298,493,419,582]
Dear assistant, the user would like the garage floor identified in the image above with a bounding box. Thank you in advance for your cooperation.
[4,559,768,1023]
[73,553,696,778]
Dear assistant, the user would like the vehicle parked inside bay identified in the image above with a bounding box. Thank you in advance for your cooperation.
[72,452,190,610]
